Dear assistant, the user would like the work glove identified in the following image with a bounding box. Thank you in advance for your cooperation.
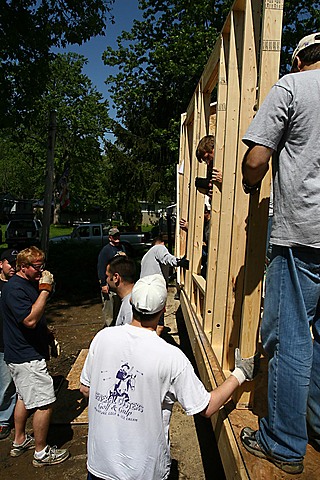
[39,270,55,294]
[231,348,260,385]
[177,255,189,270]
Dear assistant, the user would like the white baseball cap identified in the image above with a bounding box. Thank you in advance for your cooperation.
[292,32,320,63]
[131,274,167,314]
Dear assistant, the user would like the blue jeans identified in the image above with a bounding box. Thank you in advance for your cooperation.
[0,352,16,426]
[257,246,320,462]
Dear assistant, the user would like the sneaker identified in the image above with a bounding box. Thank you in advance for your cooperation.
[240,427,304,474]
[32,445,69,467]
[10,434,35,457]
[0,425,11,440]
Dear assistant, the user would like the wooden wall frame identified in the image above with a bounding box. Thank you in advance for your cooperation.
[175,1,293,477]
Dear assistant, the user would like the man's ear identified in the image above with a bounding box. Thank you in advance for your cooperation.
[114,272,121,285]
[296,56,304,71]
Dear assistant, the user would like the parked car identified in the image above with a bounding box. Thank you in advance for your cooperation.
[49,223,152,256]
[5,219,42,248]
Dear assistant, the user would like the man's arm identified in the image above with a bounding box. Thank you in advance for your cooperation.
[201,375,239,418]
[201,348,260,418]
[22,290,50,329]
[242,144,274,187]
[23,271,54,329]
[156,245,179,267]
[97,245,109,287]
[80,384,90,398]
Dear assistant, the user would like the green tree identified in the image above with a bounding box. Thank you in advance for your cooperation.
[103,0,319,205]
[0,0,115,127]
[0,53,111,220]
[281,1,320,74]
[103,0,233,204]
[101,143,143,228]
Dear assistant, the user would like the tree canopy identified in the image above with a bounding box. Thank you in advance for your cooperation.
[0,53,111,220]
[1,0,319,224]
[103,0,233,204]
[0,0,114,127]
[102,0,320,206]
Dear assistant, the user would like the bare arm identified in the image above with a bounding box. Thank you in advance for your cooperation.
[242,145,274,186]
[80,384,90,398]
[22,290,50,329]
[201,375,239,418]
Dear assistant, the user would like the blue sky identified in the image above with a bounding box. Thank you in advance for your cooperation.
[57,0,143,118]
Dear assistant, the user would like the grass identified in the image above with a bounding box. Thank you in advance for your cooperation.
[0,223,73,249]
[49,224,73,238]
[0,220,93,247]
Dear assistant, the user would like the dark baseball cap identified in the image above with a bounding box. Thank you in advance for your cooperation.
[1,249,19,263]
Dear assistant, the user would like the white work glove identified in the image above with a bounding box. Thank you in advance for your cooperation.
[39,270,55,293]
[231,348,260,385]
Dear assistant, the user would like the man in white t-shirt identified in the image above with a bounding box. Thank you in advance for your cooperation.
[106,256,136,326]
[80,274,258,480]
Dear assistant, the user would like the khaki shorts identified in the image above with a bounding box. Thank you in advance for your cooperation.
[9,359,56,410]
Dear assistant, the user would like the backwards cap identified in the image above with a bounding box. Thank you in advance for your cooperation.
[131,274,167,314]
[292,32,320,63]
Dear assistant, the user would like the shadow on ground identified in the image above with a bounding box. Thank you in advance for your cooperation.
[174,305,226,480]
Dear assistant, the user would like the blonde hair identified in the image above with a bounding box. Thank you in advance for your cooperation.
[16,246,45,271]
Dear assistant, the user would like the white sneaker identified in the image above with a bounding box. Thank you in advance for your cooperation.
[10,434,35,457]
[32,445,69,467]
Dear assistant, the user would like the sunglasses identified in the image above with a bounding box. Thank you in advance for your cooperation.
[29,263,45,271]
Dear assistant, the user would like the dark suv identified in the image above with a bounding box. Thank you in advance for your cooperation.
[5,219,42,248]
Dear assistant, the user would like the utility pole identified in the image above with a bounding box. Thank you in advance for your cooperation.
[41,110,57,255]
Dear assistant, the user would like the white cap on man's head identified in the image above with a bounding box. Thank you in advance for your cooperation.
[131,274,167,314]
[292,32,320,63]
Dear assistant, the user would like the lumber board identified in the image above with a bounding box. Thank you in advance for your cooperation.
[223,0,262,381]
[203,34,228,340]
[51,349,88,424]
[239,0,283,406]
[210,9,244,365]
[176,112,187,284]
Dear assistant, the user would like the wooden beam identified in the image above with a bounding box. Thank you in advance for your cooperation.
[210,9,244,364]
[239,0,283,385]
[223,0,262,376]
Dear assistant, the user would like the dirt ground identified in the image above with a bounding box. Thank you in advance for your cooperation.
[0,287,225,480]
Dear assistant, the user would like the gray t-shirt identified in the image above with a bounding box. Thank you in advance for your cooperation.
[115,293,132,326]
[243,69,320,248]
[140,244,178,284]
